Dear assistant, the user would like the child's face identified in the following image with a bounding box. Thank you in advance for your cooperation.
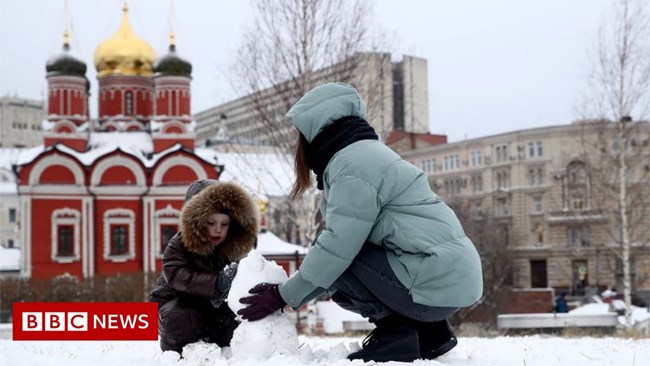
[204,213,231,246]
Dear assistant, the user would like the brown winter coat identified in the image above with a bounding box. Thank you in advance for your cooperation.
[149,180,259,303]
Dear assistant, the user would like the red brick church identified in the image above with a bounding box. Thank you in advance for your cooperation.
[15,5,222,279]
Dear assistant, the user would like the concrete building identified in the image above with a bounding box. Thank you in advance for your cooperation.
[194,53,429,146]
[0,148,21,249]
[396,121,650,303]
[0,97,45,148]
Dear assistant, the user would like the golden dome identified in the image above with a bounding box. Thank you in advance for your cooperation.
[94,3,156,77]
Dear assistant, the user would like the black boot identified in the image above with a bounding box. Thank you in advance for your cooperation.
[347,314,420,363]
[416,319,457,359]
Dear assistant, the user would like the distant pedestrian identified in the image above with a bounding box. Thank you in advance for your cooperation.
[554,291,569,313]
[236,82,483,363]
[149,179,258,354]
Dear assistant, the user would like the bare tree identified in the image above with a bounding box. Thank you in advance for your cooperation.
[577,0,650,325]
[227,0,392,245]
[447,199,513,326]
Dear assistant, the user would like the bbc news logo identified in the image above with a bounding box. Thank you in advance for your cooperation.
[13,302,158,341]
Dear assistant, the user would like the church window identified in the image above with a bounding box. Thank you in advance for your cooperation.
[125,91,133,115]
[110,225,128,255]
[58,226,74,257]
[160,225,177,254]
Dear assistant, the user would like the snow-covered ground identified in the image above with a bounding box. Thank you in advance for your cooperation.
[1,335,648,366]
[3,251,649,365]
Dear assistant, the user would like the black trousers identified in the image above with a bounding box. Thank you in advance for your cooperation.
[158,297,238,353]
[331,242,458,322]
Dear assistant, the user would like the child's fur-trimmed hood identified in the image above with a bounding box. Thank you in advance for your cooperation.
[180,181,258,259]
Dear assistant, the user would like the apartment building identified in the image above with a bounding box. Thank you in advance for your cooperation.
[0,96,45,148]
[195,53,429,146]
[398,121,650,303]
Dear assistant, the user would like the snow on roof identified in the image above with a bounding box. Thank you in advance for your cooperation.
[0,246,20,272]
[257,231,308,256]
[216,152,293,197]
[0,182,17,194]
[85,131,152,165]
[2,146,43,168]
[9,133,219,170]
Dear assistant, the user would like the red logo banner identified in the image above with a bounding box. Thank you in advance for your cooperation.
[12,302,158,341]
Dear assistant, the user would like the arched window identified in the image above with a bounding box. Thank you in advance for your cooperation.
[125,91,133,115]
[63,90,69,115]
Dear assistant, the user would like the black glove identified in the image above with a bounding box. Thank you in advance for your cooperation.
[211,262,238,308]
[237,283,286,321]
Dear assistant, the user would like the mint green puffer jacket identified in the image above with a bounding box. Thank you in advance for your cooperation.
[278,82,483,309]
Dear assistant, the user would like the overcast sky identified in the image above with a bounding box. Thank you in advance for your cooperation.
[0,0,618,142]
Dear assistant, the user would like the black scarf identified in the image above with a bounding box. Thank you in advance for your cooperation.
[306,116,379,190]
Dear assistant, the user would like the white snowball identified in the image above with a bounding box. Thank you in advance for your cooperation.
[227,250,300,359]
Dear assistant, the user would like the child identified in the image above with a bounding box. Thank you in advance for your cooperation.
[149,179,258,354]
[238,82,483,363]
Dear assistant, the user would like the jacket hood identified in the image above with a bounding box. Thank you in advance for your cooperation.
[180,181,259,258]
[285,82,366,143]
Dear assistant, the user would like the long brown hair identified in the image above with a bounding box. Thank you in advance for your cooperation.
[289,132,311,199]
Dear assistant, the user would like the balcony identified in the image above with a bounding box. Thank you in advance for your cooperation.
[546,209,608,225]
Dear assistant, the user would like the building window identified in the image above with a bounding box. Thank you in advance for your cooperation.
[58,226,74,257]
[51,208,81,263]
[566,161,590,210]
[444,177,463,197]
[125,91,133,115]
[496,197,510,217]
[495,144,508,163]
[611,135,630,152]
[421,158,436,175]
[572,260,589,295]
[8,208,16,223]
[528,167,545,186]
[7,239,14,248]
[531,195,543,214]
[528,141,543,158]
[111,225,128,255]
[474,200,484,219]
[160,225,177,253]
[531,222,544,246]
[471,174,483,193]
[568,226,590,246]
[154,205,181,257]
[500,225,510,246]
[496,170,509,189]
[530,260,548,288]
[103,208,135,261]
[443,155,459,171]
[470,150,482,167]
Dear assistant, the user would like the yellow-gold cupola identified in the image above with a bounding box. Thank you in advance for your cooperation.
[94,3,156,77]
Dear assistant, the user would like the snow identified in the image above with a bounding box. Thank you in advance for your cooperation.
[216,152,294,197]
[225,250,300,360]
[0,246,20,271]
[316,301,369,334]
[569,303,613,315]
[256,231,308,256]
[2,253,649,364]
[0,182,17,194]
[1,146,43,169]
[567,300,650,326]
[2,334,648,366]
[4,134,219,171]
